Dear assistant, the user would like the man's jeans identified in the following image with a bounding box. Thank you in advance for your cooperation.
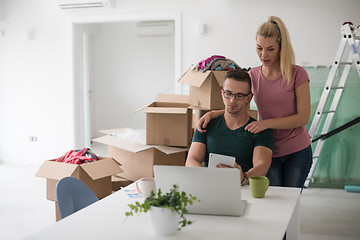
[267,145,313,188]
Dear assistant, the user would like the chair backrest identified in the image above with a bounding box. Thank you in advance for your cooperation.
[56,177,99,219]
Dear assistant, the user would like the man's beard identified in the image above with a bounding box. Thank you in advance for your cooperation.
[226,107,240,115]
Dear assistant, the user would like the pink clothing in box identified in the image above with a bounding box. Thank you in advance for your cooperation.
[249,65,311,157]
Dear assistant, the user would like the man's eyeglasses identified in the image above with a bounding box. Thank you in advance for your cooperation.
[222,89,250,100]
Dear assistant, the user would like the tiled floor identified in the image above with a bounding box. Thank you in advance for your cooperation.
[0,161,359,240]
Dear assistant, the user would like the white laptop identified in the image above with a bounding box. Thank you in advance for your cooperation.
[153,165,247,217]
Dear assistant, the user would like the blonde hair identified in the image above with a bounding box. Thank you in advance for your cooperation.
[256,16,295,83]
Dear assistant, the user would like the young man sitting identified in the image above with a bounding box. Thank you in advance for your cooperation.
[185,70,274,185]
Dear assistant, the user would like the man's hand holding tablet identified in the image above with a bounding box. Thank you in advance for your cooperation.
[208,153,235,168]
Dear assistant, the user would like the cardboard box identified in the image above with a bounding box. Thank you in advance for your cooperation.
[248,109,258,120]
[55,202,60,222]
[35,157,123,201]
[192,108,210,129]
[112,175,133,192]
[93,134,188,182]
[178,70,228,110]
[140,94,193,147]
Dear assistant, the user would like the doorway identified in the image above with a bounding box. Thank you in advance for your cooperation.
[71,13,182,148]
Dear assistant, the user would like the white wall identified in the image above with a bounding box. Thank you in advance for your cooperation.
[115,0,359,69]
[0,0,74,164]
[0,0,359,164]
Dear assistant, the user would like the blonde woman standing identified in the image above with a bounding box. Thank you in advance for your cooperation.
[197,16,313,188]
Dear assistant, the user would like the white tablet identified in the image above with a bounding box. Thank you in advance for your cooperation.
[208,153,235,168]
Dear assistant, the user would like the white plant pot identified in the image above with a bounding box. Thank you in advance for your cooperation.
[149,206,181,236]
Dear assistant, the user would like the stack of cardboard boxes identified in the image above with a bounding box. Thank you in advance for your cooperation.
[92,93,193,187]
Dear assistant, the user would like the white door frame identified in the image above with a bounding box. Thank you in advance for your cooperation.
[69,12,182,148]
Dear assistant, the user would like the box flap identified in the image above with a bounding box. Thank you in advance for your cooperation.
[93,135,153,153]
[178,70,212,87]
[188,105,211,110]
[154,145,189,154]
[129,104,147,115]
[212,71,228,86]
[81,158,123,180]
[156,93,189,104]
[112,175,132,182]
[144,107,188,114]
[35,160,78,180]
[131,97,190,115]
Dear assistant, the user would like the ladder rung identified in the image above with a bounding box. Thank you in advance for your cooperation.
[312,135,322,139]
[339,61,353,65]
[322,110,335,114]
[313,156,319,159]
[330,86,344,90]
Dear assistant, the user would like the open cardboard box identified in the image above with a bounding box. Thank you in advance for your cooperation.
[35,157,123,201]
[111,175,133,192]
[93,132,188,182]
[136,93,193,147]
[178,70,228,110]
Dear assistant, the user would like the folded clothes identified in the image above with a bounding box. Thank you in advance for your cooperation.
[55,148,98,164]
[198,55,226,70]
[194,55,244,72]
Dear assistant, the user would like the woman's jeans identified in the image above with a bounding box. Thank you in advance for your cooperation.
[267,145,313,188]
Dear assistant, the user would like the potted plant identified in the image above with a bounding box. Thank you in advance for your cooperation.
[125,184,199,235]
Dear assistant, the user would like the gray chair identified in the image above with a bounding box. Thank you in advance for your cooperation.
[56,177,99,219]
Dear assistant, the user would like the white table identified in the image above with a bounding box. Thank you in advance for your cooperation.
[24,184,301,240]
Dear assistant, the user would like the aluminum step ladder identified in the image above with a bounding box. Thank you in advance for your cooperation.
[304,22,360,187]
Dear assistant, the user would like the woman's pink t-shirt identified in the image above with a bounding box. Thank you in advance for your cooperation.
[249,65,311,157]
